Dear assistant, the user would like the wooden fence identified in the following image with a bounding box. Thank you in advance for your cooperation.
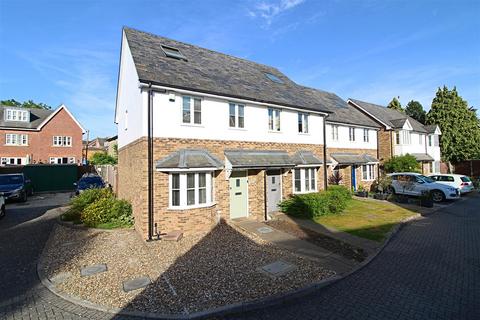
[94,165,118,194]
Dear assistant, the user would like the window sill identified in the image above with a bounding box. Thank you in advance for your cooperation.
[167,202,216,211]
[228,127,247,131]
[361,179,375,182]
[268,130,283,134]
[293,190,318,195]
[298,132,310,136]
[181,123,204,128]
[4,144,28,147]
[52,145,72,147]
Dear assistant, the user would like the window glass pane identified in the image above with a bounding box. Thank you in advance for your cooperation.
[187,190,195,205]
[182,96,191,123]
[238,105,244,128]
[304,169,310,191]
[310,168,315,190]
[172,174,180,189]
[229,103,236,127]
[362,166,367,180]
[294,170,301,192]
[275,110,280,131]
[187,173,195,188]
[298,113,302,133]
[198,173,206,188]
[194,98,201,124]
[172,190,180,206]
[199,188,206,204]
[304,114,308,133]
[268,109,273,130]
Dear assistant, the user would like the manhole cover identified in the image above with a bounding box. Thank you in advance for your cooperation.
[123,276,151,292]
[80,264,107,277]
[257,227,273,234]
[259,260,297,278]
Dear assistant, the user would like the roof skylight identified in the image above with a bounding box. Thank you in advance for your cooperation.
[161,45,187,61]
[265,72,284,84]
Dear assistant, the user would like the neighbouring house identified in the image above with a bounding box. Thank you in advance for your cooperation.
[83,137,107,160]
[0,104,85,165]
[348,99,442,174]
[105,135,118,157]
[115,27,381,240]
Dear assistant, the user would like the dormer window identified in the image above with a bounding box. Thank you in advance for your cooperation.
[5,109,29,122]
[161,45,187,61]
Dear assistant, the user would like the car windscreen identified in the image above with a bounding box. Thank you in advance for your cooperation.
[78,177,104,188]
[0,175,23,185]
[460,176,471,182]
[418,175,435,183]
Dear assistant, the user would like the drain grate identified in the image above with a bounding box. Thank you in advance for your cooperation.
[257,226,273,234]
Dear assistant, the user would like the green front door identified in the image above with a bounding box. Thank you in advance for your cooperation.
[229,171,248,219]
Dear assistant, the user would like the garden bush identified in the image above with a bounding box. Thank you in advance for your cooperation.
[63,188,133,228]
[278,185,351,219]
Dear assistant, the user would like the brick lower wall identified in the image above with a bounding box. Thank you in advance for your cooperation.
[118,137,328,239]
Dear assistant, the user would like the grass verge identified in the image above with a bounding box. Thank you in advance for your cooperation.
[314,198,417,242]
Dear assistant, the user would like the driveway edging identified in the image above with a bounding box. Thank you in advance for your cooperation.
[37,209,427,320]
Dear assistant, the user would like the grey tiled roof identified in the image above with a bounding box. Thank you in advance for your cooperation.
[124,27,333,114]
[291,150,323,165]
[301,88,380,128]
[156,149,223,169]
[0,105,53,129]
[330,153,379,165]
[349,99,427,133]
[225,149,295,168]
[424,125,438,133]
[410,153,434,162]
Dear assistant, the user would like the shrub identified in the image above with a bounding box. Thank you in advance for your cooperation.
[278,185,351,218]
[70,188,112,214]
[384,154,420,173]
[81,195,133,227]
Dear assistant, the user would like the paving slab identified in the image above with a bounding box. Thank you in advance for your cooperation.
[123,276,151,292]
[80,264,107,277]
[258,260,297,278]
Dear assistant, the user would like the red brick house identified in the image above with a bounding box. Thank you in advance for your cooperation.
[0,104,85,165]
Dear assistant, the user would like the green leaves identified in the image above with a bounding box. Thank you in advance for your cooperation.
[0,99,51,109]
[89,152,117,165]
[405,100,426,124]
[426,86,480,163]
[387,97,404,113]
[384,154,420,173]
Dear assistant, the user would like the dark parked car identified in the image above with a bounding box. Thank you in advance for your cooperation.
[74,174,105,195]
[0,173,33,202]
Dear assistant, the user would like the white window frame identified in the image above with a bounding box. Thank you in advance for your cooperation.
[298,112,309,134]
[0,157,25,165]
[182,96,202,125]
[229,103,245,129]
[331,125,339,141]
[168,171,214,209]
[362,164,375,181]
[4,109,28,122]
[363,129,369,142]
[293,168,317,194]
[53,136,72,147]
[268,108,281,132]
[419,134,423,145]
[5,133,28,146]
[49,157,75,164]
[428,135,432,147]
[349,127,355,141]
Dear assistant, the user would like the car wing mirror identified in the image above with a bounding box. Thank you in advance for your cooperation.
[73,182,77,186]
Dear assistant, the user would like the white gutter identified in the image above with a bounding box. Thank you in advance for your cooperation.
[138,82,330,116]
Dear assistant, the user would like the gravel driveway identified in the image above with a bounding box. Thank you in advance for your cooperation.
[41,220,334,315]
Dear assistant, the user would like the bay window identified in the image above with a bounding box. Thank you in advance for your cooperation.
[293,168,317,193]
[169,172,213,208]
[362,164,375,181]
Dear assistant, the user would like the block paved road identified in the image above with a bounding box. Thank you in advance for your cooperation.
[0,193,479,320]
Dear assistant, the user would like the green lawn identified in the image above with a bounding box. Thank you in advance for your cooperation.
[314,198,418,242]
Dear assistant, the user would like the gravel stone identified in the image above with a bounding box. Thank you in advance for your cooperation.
[41,221,335,314]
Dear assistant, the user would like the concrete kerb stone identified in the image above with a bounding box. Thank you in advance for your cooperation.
[36,207,435,320]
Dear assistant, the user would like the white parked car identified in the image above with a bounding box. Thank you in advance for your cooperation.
[388,172,460,202]
[428,174,474,195]
[0,194,5,219]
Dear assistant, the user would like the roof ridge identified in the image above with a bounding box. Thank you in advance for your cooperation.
[123,26,283,74]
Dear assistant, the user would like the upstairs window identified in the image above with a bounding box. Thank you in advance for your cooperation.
[182,96,202,125]
[268,108,281,131]
[229,103,245,128]
[331,125,339,141]
[363,129,369,142]
[5,134,28,146]
[428,135,432,146]
[53,136,72,147]
[161,45,187,60]
[298,112,309,133]
[5,109,29,122]
[349,127,355,141]
[419,134,423,145]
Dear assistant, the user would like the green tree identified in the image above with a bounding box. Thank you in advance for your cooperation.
[1,99,51,109]
[387,96,404,113]
[426,86,480,171]
[383,154,420,173]
[90,152,117,165]
[405,100,426,124]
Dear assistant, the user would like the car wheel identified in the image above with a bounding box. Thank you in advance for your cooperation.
[431,190,445,203]
[0,205,5,218]
[387,186,396,195]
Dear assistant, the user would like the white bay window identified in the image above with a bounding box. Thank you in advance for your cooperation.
[293,168,317,193]
[362,164,375,181]
[169,172,213,208]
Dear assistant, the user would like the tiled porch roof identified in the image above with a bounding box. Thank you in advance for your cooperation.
[410,153,435,162]
[225,149,295,169]
[330,153,378,165]
[156,149,223,170]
